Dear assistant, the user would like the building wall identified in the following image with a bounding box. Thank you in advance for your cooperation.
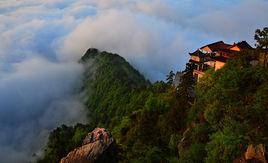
[230,46,241,51]
[215,61,225,70]
[200,46,212,53]
[193,69,205,81]
[204,61,215,67]
[190,56,200,62]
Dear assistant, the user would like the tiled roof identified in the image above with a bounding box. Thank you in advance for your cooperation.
[189,49,205,56]
[234,41,253,49]
[200,41,232,51]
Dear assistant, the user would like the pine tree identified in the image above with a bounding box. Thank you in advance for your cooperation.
[166,71,175,85]
[255,27,268,49]
[255,27,268,67]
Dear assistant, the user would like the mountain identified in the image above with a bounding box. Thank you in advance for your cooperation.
[80,48,151,127]
[39,48,268,163]
[78,49,194,162]
[38,49,158,163]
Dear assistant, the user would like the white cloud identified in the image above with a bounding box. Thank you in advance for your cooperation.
[59,8,191,79]
[0,57,87,162]
[190,0,268,43]
[0,1,89,162]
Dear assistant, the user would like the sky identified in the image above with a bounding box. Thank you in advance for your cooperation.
[0,0,267,162]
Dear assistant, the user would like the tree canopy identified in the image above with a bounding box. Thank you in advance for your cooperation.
[255,27,268,49]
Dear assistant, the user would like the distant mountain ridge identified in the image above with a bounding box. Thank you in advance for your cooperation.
[80,48,151,127]
[80,48,150,90]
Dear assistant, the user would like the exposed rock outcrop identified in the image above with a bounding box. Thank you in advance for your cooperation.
[177,127,191,156]
[233,144,267,163]
[173,71,183,87]
[60,128,117,163]
[245,144,267,163]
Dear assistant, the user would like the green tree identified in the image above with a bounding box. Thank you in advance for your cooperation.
[205,127,246,163]
[255,27,268,67]
[166,71,175,85]
[255,27,268,49]
[38,124,92,163]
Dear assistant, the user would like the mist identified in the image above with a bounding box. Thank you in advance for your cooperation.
[0,57,88,162]
[0,0,268,162]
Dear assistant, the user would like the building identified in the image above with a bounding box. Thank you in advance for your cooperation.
[188,41,252,81]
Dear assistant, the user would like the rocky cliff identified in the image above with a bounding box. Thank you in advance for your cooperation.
[60,128,117,163]
[233,144,267,163]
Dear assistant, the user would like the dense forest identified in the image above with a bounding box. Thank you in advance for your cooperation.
[39,28,268,163]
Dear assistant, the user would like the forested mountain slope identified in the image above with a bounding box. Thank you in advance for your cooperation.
[39,48,268,163]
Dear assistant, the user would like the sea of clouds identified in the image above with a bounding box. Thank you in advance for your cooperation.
[0,0,267,162]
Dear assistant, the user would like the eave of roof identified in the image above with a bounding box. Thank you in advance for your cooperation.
[189,49,205,56]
